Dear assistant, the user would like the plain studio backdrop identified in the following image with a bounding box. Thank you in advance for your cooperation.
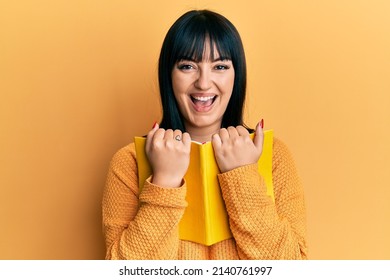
[0,0,389,259]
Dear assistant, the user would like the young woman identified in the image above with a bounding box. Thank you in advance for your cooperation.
[102,10,307,259]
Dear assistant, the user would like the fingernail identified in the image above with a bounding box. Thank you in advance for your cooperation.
[260,119,264,129]
[152,121,158,129]
[202,142,206,145]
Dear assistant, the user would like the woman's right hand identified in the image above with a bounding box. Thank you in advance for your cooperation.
[145,123,191,188]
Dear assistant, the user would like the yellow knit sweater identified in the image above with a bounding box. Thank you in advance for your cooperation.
[102,137,307,259]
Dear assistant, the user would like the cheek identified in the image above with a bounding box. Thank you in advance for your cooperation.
[222,72,235,94]
[171,73,179,93]
[172,73,188,97]
[171,74,189,112]
[221,73,234,105]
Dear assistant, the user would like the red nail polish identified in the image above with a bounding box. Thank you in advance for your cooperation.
[152,121,157,129]
[260,119,264,129]
[202,142,206,145]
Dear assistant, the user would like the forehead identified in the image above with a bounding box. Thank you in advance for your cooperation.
[196,43,223,62]
[176,35,231,62]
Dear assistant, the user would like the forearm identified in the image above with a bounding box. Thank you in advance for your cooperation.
[102,144,188,260]
[104,180,187,259]
[218,164,307,260]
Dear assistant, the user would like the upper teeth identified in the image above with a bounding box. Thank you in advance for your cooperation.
[192,96,215,101]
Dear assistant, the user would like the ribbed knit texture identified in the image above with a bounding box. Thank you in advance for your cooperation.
[102,138,307,259]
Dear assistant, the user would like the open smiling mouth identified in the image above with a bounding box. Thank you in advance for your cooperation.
[190,95,217,112]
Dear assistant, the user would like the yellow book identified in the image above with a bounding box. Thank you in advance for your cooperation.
[134,130,274,246]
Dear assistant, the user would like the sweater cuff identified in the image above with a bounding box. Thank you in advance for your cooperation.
[139,176,188,209]
[217,163,271,205]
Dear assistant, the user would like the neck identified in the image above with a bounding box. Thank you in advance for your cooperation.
[185,123,221,143]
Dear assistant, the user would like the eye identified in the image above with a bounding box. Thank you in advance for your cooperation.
[176,60,197,71]
[214,64,230,70]
[177,64,194,70]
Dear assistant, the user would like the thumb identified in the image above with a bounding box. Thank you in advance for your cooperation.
[145,121,159,152]
[254,119,264,151]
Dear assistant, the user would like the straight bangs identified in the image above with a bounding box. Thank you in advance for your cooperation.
[170,18,234,64]
[175,36,232,63]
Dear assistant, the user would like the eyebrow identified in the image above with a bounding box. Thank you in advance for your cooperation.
[212,57,231,62]
[178,56,231,63]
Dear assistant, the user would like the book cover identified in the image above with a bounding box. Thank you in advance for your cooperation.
[134,130,274,246]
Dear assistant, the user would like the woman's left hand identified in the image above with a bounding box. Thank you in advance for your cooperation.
[212,121,264,173]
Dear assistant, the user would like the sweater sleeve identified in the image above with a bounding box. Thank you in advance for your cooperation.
[217,138,308,259]
[102,144,187,260]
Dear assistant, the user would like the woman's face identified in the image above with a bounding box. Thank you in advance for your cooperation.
[171,44,235,134]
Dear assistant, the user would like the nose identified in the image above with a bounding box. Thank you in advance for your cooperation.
[194,68,212,90]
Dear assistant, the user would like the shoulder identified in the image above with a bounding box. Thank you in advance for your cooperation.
[271,136,303,200]
[104,142,140,198]
[271,136,301,187]
[108,142,138,178]
[272,137,296,170]
[110,142,136,164]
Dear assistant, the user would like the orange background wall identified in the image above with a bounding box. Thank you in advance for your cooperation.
[1,0,389,259]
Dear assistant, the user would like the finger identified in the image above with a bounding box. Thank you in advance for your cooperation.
[163,129,174,140]
[182,132,191,147]
[236,125,250,137]
[218,128,229,143]
[254,120,264,150]
[173,129,183,142]
[153,128,166,141]
[227,126,239,138]
[211,133,222,149]
[146,122,159,137]
[146,123,160,151]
